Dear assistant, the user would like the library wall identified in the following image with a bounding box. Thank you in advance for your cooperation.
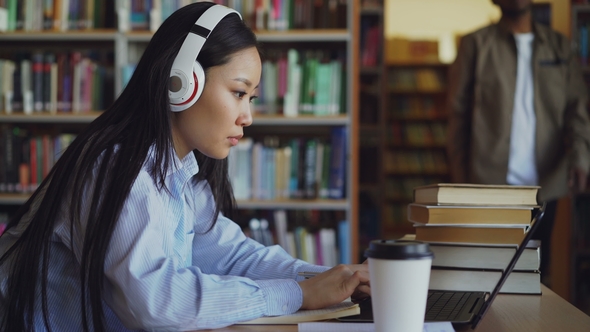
[385,0,571,56]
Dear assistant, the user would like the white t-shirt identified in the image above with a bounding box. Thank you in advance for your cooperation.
[507,32,538,186]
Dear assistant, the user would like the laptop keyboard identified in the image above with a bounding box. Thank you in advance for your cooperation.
[425,291,470,321]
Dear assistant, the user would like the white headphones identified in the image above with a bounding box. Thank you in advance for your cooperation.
[168,5,242,112]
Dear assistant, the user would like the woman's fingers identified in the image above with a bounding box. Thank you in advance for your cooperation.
[297,264,372,310]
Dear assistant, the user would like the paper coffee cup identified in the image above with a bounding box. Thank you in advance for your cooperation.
[365,240,433,332]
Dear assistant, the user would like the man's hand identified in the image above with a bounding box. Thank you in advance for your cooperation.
[569,167,588,194]
[298,264,370,310]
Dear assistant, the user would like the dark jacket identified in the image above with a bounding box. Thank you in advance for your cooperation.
[447,22,590,201]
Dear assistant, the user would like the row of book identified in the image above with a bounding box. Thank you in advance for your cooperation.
[0,52,114,114]
[256,50,345,117]
[218,0,347,31]
[388,96,447,120]
[408,183,542,294]
[121,49,347,117]
[0,125,76,193]
[118,0,347,33]
[383,150,448,175]
[388,68,446,92]
[0,0,115,32]
[228,127,347,201]
[241,209,350,265]
[385,37,440,64]
[387,122,447,146]
[0,0,348,33]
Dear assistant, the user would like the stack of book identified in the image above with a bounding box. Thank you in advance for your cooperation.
[406,183,542,294]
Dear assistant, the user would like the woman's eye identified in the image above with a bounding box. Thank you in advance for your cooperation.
[249,96,259,104]
[234,91,247,99]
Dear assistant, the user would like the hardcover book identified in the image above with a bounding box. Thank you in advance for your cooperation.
[407,203,535,225]
[413,183,540,206]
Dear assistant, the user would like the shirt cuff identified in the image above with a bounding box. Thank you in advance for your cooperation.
[256,279,303,316]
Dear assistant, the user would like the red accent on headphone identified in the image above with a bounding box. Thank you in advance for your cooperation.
[171,72,199,106]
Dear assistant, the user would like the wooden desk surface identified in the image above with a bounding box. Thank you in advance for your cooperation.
[202,286,590,332]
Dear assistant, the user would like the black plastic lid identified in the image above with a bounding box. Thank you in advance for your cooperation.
[364,240,434,260]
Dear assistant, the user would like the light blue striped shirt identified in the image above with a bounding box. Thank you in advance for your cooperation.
[0,148,328,331]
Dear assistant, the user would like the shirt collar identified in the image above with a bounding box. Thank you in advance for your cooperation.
[146,145,200,181]
[495,21,548,43]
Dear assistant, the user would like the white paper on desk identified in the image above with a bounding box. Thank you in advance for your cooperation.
[297,321,455,332]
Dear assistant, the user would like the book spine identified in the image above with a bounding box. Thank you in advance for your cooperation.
[32,52,44,112]
[328,126,347,199]
[42,53,54,111]
[303,138,317,199]
[18,133,30,193]
[11,63,23,112]
[338,220,350,264]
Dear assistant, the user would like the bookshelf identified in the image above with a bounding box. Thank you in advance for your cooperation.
[358,0,384,261]
[355,1,452,251]
[382,61,450,240]
[0,1,360,264]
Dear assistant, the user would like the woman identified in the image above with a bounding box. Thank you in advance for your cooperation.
[0,2,369,331]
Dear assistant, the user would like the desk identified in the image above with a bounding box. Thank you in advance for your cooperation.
[202,285,590,332]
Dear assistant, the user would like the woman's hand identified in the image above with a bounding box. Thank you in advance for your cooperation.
[298,264,370,310]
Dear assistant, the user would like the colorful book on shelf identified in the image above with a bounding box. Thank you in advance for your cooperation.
[338,220,351,264]
[283,49,301,117]
[304,138,318,199]
[313,62,332,116]
[237,301,360,325]
[1,125,17,192]
[413,183,540,206]
[300,51,318,115]
[328,126,347,199]
[261,60,278,115]
[407,203,535,225]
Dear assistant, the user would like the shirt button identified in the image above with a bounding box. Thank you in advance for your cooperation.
[282,305,288,312]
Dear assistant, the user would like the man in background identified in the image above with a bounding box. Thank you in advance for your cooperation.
[447,0,590,285]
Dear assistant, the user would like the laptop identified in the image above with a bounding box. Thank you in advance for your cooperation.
[340,203,546,329]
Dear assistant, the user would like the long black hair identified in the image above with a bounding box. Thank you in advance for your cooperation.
[0,2,259,331]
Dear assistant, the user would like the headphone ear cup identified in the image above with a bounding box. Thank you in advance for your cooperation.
[192,60,205,103]
[169,61,206,112]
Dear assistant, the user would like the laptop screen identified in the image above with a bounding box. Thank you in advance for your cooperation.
[470,203,546,329]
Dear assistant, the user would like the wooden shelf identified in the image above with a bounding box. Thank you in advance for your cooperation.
[124,29,350,43]
[0,112,102,123]
[251,115,349,126]
[0,113,348,126]
[0,29,118,41]
[0,193,29,205]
